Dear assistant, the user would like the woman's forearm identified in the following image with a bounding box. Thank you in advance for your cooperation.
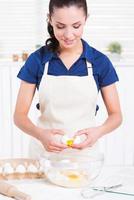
[98,112,123,138]
[14,114,42,141]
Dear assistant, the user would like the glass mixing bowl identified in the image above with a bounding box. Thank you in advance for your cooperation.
[40,149,104,188]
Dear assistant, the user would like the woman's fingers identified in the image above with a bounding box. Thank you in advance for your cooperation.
[50,141,67,149]
[72,139,91,149]
[75,129,89,136]
[72,129,93,149]
[46,141,67,152]
[46,146,62,152]
[52,129,65,135]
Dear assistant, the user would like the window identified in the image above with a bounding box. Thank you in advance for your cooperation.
[0,0,37,58]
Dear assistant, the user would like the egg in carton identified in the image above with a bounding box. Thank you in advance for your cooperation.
[0,158,45,180]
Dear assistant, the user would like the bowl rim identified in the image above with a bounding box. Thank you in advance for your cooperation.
[40,151,104,164]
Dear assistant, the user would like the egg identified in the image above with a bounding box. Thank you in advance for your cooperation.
[61,135,81,147]
[73,136,81,144]
[27,164,38,173]
[15,164,26,173]
[3,163,14,174]
[61,170,81,180]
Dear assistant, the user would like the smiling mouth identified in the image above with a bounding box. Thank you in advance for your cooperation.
[64,40,74,44]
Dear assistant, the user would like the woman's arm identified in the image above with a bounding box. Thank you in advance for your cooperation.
[14,81,66,152]
[14,80,39,138]
[73,83,122,149]
[98,83,122,136]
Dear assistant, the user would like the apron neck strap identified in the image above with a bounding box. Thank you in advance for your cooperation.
[44,62,49,75]
[86,61,92,68]
[86,61,93,75]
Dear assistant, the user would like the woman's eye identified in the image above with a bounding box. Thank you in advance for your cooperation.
[56,26,65,29]
[73,25,81,29]
[56,24,81,29]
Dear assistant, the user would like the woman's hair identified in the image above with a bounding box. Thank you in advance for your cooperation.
[45,0,88,52]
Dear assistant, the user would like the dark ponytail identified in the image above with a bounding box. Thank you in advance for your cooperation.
[45,0,88,53]
[46,22,59,52]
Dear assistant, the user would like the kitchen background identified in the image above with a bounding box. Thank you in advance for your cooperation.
[0,0,134,166]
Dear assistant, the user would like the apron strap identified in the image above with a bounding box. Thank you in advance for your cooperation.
[86,61,93,76]
[44,62,49,75]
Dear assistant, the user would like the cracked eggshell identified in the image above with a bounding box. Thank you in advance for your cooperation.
[61,135,72,145]
[73,136,81,144]
[61,135,81,145]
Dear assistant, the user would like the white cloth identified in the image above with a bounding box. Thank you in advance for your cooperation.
[29,61,99,159]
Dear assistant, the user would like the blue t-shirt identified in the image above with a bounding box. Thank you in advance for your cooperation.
[17,39,119,90]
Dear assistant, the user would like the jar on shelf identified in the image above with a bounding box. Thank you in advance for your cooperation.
[22,51,28,61]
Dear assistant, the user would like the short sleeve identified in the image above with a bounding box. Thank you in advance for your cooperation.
[99,55,119,87]
[17,53,39,85]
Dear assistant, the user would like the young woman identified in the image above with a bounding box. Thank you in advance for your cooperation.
[14,0,122,158]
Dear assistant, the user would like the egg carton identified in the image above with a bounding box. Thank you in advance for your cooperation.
[0,158,45,180]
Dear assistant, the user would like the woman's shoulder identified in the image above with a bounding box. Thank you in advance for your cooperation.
[17,46,52,85]
[83,40,118,83]
[83,39,111,66]
[29,45,52,64]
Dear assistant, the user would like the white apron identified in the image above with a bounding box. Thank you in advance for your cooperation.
[29,61,100,159]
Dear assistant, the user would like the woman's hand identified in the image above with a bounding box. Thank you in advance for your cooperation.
[72,127,102,149]
[39,129,67,152]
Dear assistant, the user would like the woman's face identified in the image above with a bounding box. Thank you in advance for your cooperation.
[50,6,87,49]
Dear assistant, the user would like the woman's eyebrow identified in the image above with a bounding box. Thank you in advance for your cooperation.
[56,21,81,25]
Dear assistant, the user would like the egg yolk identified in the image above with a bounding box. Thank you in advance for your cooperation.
[66,139,74,147]
[68,174,80,180]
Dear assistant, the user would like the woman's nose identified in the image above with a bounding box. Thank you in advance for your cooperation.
[63,29,73,39]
